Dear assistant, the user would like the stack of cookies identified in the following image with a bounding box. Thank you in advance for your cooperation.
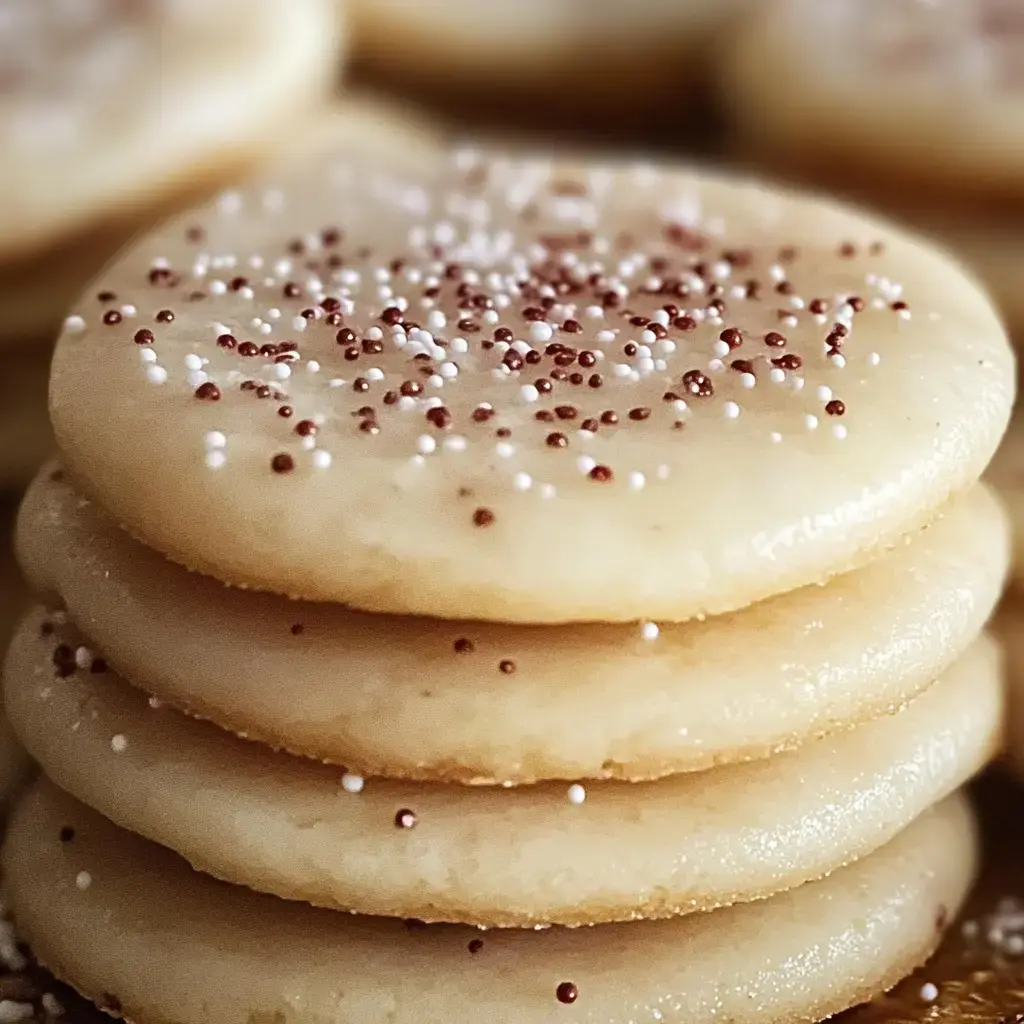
[2,132,1015,1022]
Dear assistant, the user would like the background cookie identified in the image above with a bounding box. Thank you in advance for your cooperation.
[48,149,1013,622]
[726,0,1024,209]
[18,470,1010,782]
[0,0,344,268]
[350,0,750,133]
[4,780,977,1024]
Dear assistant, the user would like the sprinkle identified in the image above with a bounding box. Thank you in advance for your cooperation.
[641,621,660,641]
[205,451,227,470]
[145,366,168,385]
[628,471,646,491]
[723,401,740,419]
[919,983,938,1003]
[63,315,86,333]
[312,450,333,469]
[804,415,819,431]
[567,784,587,805]
[110,734,128,753]
[204,431,227,450]
[556,982,579,1005]
[75,871,92,891]
[341,773,365,794]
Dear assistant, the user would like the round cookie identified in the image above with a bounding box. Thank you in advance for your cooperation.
[48,148,1013,623]
[0,347,52,490]
[5,780,977,1024]
[986,411,1024,589]
[351,0,749,131]
[727,0,1024,209]
[18,470,1010,783]
[0,0,343,270]
[4,608,999,928]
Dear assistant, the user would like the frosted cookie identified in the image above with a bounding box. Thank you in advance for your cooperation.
[727,0,1024,208]
[0,0,342,269]
[0,348,52,490]
[352,0,749,127]
[5,780,976,1024]
[18,469,1010,783]
[4,608,999,927]
[48,150,1013,623]
[986,413,1024,590]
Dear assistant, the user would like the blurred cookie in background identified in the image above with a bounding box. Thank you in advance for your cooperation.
[349,0,751,142]
[726,0,1024,209]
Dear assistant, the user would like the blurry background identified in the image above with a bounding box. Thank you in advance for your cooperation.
[2,0,1024,1020]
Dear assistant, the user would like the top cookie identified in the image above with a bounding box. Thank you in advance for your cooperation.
[50,143,1013,622]
[0,0,342,263]
[727,0,1024,207]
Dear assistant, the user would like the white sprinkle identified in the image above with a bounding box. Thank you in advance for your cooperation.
[567,784,587,805]
[75,871,92,891]
[832,424,848,440]
[830,353,847,368]
[313,450,332,470]
[723,401,740,419]
[306,360,321,373]
[769,368,786,384]
[274,363,291,380]
[513,471,533,491]
[342,773,365,794]
[739,373,756,389]
[440,362,459,379]
[205,431,227,450]
[520,384,540,403]
[184,354,203,371]
[63,315,86,333]
[539,483,557,499]
[868,352,881,366]
[919,983,938,1003]
[146,366,168,385]
[576,455,596,475]
[111,734,128,753]
[496,442,515,459]
[596,330,616,343]
[628,471,646,492]
[656,464,671,480]
[770,431,783,443]
[712,340,730,358]
[529,321,553,343]
[187,370,208,389]
[816,385,832,402]
[139,347,157,364]
[641,621,660,641]
[205,450,227,470]
[443,436,468,452]
[416,435,437,455]
[366,367,385,382]
[805,415,819,431]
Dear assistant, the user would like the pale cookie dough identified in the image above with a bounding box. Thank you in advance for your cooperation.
[4,610,999,928]
[727,0,1024,208]
[986,412,1024,589]
[0,347,52,490]
[17,469,1010,782]
[351,0,750,128]
[4,780,976,1024]
[0,0,343,269]
[48,146,1013,623]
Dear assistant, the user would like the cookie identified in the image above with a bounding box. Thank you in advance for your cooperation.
[0,0,343,270]
[993,601,1024,778]
[727,0,1024,210]
[4,604,998,928]
[0,347,52,490]
[987,411,1024,590]
[4,779,976,1024]
[47,146,1013,623]
[351,0,748,130]
[17,468,1010,783]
